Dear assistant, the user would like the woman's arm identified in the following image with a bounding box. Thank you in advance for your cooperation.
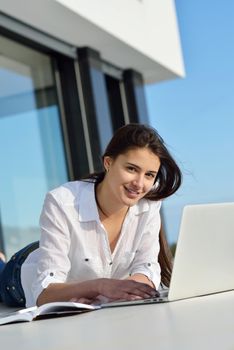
[127,273,155,288]
[37,278,157,306]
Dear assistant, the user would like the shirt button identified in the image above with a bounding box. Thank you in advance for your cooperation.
[50,272,54,276]
[109,262,113,266]
[85,258,89,262]
[147,263,151,267]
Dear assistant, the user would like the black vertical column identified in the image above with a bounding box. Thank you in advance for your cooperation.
[55,56,90,179]
[78,47,113,171]
[105,75,125,132]
[123,69,149,124]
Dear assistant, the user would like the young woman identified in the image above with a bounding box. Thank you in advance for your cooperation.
[0,123,182,307]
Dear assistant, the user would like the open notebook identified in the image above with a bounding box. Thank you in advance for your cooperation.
[101,202,234,307]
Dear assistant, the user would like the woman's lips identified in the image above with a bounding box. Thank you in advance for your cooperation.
[124,186,141,198]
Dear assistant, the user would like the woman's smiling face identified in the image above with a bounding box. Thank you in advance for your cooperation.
[104,147,161,207]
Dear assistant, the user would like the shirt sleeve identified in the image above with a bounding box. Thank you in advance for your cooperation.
[31,192,71,304]
[129,201,162,289]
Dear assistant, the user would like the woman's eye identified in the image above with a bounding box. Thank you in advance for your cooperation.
[146,173,155,179]
[127,166,136,172]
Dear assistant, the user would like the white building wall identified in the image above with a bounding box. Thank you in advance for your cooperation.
[0,0,185,83]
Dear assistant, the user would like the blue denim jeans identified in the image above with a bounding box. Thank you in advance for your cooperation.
[0,241,39,307]
[0,260,5,275]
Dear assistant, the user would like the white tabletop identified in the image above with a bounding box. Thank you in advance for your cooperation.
[1,291,234,350]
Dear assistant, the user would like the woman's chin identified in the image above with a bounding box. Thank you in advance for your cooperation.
[121,195,140,207]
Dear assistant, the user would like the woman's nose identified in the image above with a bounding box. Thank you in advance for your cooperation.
[132,174,144,188]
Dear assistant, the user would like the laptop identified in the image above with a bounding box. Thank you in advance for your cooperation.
[102,202,234,307]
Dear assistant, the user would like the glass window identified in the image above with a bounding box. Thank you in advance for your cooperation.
[89,67,113,170]
[0,35,68,257]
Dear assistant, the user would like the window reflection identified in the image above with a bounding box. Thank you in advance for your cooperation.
[0,35,68,257]
[90,67,113,152]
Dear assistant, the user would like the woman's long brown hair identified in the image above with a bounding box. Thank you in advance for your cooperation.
[158,225,173,287]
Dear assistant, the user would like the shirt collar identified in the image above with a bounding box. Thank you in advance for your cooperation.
[129,198,150,215]
[78,182,99,222]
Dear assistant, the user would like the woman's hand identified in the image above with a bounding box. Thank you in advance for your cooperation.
[71,278,158,304]
[38,277,158,306]
[97,278,157,300]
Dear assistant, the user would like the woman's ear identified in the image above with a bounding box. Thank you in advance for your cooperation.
[103,156,113,172]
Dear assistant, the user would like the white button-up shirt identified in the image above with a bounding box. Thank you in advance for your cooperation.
[21,181,161,307]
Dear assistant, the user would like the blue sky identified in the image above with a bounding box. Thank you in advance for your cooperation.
[146,0,234,243]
